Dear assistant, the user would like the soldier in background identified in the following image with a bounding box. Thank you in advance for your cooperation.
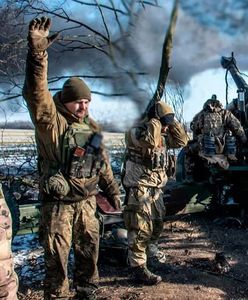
[191,94,247,148]
[22,17,121,300]
[122,101,187,285]
[184,95,247,182]
[0,184,18,300]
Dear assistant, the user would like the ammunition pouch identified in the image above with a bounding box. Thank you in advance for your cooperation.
[40,127,104,202]
[68,132,103,179]
[127,151,153,168]
[69,152,102,178]
[42,174,98,202]
[166,154,176,178]
[127,150,166,169]
[39,159,69,199]
[43,171,70,199]
[153,151,167,169]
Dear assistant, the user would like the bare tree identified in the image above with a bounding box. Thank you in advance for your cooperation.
[0,2,26,103]
[0,0,187,132]
[145,0,179,113]
[166,81,185,123]
[0,0,161,106]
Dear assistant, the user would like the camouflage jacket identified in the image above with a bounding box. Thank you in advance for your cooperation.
[0,185,18,299]
[191,99,247,145]
[122,117,188,188]
[22,51,120,202]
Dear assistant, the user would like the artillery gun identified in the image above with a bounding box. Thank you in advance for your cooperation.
[221,53,248,125]
[165,54,248,216]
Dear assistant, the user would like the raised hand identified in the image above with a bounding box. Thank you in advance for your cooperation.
[28,16,59,52]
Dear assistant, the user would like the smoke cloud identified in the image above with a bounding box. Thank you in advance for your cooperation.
[1,0,248,128]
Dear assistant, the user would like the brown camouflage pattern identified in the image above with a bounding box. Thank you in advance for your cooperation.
[40,196,99,299]
[123,186,165,267]
[0,185,18,300]
[191,99,247,145]
[22,52,120,202]
[123,118,187,189]
[123,116,187,267]
[184,99,247,180]
[23,48,120,299]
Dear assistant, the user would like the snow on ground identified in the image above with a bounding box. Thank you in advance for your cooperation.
[12,234,45,285]
[12,233,76,289]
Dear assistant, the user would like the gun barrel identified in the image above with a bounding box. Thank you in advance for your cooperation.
[221,56,248,91]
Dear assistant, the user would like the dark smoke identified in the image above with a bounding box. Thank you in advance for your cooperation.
[1,0,248,128]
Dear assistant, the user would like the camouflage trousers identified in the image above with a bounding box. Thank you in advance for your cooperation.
[123,186,165,267]
[39,196,99,300]
[0,186,18,300]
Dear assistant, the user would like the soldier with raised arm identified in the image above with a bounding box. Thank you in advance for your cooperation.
[23,17,121,300]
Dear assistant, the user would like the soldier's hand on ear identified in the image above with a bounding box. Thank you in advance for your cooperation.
[28,17,59,53]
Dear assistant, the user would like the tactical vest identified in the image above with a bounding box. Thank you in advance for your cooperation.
[40,122,103,179]
[39,122,103,201]
[201,111,225,137]
[62,122,103,178]
[126,124,168,170]
[199,111,232,155]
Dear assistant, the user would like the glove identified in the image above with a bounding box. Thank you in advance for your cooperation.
[109,195,121,210]
[28,16,59,53]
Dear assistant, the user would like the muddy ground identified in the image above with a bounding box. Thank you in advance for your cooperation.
[6,131,248,299]
[14,210,248,300]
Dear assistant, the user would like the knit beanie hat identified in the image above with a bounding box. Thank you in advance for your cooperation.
[61,77,91,103]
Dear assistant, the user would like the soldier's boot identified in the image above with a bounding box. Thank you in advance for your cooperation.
[147,243,167,266]
[74,283,98,300]
[131,265,162,285]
